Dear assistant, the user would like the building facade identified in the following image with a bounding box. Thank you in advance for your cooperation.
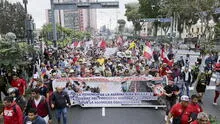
[46,0,97,32]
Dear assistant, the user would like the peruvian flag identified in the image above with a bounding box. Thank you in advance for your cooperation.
[98,40,107,49]
[160,46,174,67]
[116,36,123,46]
[71,41,81,48]
[143,41,152,59]
[161,46,166,59]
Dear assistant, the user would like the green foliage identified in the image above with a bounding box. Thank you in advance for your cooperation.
[125,3,142,34]
[40,24,91,46]
[0,1,26,38]
[138,0,165,36]
[0,36,35,67]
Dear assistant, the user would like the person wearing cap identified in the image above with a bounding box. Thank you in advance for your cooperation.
[190,112,211,124]
[181,94,203,124]
[166,95,189,124]
[164,80,180,120]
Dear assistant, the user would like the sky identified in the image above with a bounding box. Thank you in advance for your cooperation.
[8,0,138,29]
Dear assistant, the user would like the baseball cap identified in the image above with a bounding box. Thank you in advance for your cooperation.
[181,95,189,102]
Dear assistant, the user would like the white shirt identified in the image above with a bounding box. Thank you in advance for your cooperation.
[185,71,189,81]
[34,96,42,107]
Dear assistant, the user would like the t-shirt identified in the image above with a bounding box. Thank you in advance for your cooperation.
[164,85,179,101]
[11,79,26,95]
[170,103,186,118]
[181,103,203,124]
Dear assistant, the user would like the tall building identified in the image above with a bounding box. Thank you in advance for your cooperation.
[62,0,80,30]
[80,0,97,32]
[46,0,97,32]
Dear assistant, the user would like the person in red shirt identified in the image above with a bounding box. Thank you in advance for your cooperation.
[214,60,220,72]
[190,112,210,124]
[159,63,169,77]
[10,74,26,96]
[181,94,203,124]
[166,95,189,124]
[1,96,23,124]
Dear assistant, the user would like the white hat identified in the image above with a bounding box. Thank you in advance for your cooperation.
[33,74,39,79]
[181,95,189,102]
[69,69,75,73]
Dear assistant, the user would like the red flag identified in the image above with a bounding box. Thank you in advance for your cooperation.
[98,40,107,49]
[72,41,81,48]
[160,47,174,67]
[116,36,123,46]
[143,41,152,59]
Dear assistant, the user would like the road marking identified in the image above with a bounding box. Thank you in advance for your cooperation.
[189,86,216,90]
[102,107,105,117]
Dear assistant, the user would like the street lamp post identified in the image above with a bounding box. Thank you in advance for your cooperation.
[23,0,28,43]
[23,0,28,13]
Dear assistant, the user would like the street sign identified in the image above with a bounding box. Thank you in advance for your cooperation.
[214,7,220,14]
[139,18,172,22]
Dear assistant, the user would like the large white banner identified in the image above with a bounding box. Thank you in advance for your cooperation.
[52,77,167,107]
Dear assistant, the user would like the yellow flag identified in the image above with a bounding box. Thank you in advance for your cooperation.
[128,41,136,49]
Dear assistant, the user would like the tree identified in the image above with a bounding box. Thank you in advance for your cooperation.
[40,24,91,47]
[117,19,126,34]
[138,0,161,36]
[125,3,143,35]
[0,1,26,38]
[160,0,199,38]
[0,33,36,67]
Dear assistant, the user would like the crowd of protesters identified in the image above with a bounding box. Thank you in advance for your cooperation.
[0,37,219,124]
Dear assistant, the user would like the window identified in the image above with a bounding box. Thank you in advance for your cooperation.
[192,28,194,33]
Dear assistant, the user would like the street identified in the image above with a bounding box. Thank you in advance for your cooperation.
[50,91,219,124]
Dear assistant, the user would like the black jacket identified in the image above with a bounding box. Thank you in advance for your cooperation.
[51,91,71,109]
[15,96,26,111]
[181,71,191,83]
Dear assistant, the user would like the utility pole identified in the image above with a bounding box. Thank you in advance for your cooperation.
[23,0,28,42]
[51,0,57,47]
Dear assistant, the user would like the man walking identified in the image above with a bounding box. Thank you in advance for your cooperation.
[181,67,192,96]
[51,86,71,124]
[1,96,23,124]
[26,88,52,124]
[164,80,180,121]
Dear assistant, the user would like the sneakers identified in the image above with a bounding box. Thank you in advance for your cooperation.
[213,103,218,105]
[164,115,168,121]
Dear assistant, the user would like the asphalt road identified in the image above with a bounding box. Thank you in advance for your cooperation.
[51,107,165,124]
[50,90,220,124]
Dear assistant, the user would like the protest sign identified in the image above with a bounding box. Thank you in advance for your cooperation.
[52,77,167,108]
[104,48,118,57]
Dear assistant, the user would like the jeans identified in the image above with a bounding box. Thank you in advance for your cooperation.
[180,82,190,97]
[56,107,67,124]
[165,99,177,115]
